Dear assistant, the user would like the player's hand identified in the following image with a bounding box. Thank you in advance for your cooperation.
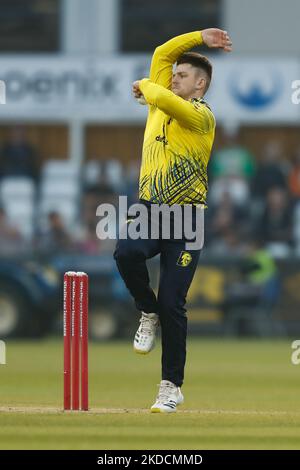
[132,80,147,105]
[132,80,142,98]
[201,28,232,52]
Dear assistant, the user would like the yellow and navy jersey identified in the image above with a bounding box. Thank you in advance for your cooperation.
[138,31,215,206]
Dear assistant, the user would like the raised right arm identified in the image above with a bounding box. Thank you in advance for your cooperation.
[149,31,203,90]
[148,28,232,90]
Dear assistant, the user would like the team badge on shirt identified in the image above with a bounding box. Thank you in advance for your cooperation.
[176,251,192,267]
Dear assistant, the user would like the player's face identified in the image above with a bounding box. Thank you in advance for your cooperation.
[172,63,204,100]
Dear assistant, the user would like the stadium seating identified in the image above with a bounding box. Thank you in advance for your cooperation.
[0,177,36,239]
[38,159,81,232]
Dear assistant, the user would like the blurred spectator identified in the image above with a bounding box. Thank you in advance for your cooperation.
[79,178,117,254]
[256,187,293,247]
[77,221,102,254]
[208,229,245,257]
[209,131,256,181]
[288,147,300,200]
[36,211,75,254]
[206,191,249,245]
[209,130,255,206]
[0,207,26,255]
[208,176,250,207]
[241,239,279,288]
[83,160,118,218]
[252,140,287,199]
[84,160,122,196]
[0,126,39,181]
[77,221,116,254]
[222,239,281,336]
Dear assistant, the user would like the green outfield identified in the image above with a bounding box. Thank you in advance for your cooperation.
[0,338,299,449]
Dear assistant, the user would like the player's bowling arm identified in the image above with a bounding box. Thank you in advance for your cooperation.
[139,79,215,133]
[149,31,203,89]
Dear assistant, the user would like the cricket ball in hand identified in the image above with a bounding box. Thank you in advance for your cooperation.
[137,95,147,105]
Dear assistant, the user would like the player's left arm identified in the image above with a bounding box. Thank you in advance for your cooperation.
[138,79,215,133]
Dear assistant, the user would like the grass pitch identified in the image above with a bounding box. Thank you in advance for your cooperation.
[0,338,299,449]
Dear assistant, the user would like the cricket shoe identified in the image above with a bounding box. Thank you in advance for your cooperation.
[151,380,184,413]
[133,312,159,354]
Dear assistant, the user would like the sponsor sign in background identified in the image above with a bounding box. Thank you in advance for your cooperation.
[0,55,299,123]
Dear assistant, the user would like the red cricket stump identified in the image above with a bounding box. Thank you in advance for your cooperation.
[71,275,80,410]
[64,271,89,411]
[80,273,89,411]
[63,272,74,410]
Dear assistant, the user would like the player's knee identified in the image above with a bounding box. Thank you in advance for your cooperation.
[158,292,186,319]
